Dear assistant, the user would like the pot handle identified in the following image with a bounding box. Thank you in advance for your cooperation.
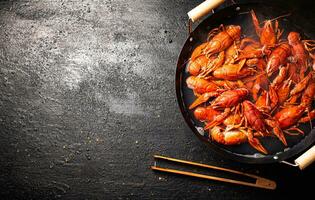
[294,145,315,170]
[188,0,225,22]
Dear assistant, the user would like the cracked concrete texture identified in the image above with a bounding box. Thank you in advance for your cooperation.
[0,0,315,199]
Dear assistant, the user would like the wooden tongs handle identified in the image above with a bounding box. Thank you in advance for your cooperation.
[295,145,315,170]
[151,155,276,190]
[188,0,225,22]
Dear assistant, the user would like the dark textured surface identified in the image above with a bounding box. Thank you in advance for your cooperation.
[0,0,314,199]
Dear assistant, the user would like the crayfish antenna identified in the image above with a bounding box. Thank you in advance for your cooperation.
[267,13,291,24]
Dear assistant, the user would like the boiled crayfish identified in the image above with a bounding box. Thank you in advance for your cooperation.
[185,10,315,154]
[203,25,241,56]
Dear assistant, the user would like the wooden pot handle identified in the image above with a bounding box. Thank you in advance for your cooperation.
[187,0,225,22]
[295,145,315,170]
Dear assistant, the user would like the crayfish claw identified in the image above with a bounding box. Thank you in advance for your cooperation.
[242,129,268,154]
[249,137,268,154]
[189,92,219,109]
[265,119,287,146]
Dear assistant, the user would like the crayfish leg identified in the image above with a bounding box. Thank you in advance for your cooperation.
[240,37,258,49]
[286,94,301,106]
[299,109,315,125]
[305,108,314,129]
[303,40,315,52]
[284,127,304,136]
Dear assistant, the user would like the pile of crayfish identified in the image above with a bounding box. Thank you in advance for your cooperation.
[186,10,315,154]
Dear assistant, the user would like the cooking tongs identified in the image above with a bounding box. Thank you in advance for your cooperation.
[151,155,276,190]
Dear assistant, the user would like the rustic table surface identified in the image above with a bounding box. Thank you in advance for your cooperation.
[0,0,314,199]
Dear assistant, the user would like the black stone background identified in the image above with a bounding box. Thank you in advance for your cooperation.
[0,0,314,199]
